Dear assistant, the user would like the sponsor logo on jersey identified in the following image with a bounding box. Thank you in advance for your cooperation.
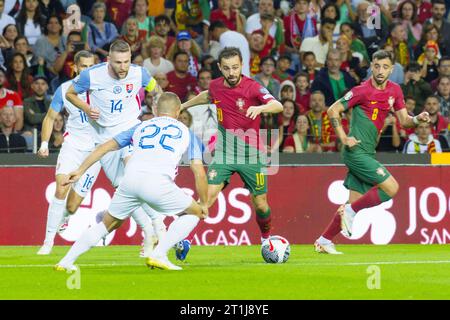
[126,84,133,93]
[113,86,122,94]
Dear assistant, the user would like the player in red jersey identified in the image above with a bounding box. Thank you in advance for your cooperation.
[181,47,283,247]
[314,50,431,254]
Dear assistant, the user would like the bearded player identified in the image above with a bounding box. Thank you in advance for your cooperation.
[181,47,283,246]
[314,50,431,254]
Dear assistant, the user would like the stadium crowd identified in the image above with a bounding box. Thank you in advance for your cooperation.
[0,0,449,154]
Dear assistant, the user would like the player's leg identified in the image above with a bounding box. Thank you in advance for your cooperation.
[37,174,71,255]
[56,177,140,271]
[237,164,271,243]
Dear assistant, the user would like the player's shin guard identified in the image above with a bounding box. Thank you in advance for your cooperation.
[255,208,272,239]
[43,197,66,245]
[152,215,200,257]
[58,222,109,268]
[350,187,392,213]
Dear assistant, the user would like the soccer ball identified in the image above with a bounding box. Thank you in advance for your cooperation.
[261,235,290,263]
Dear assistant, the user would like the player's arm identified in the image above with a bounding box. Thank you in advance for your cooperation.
[64,139,120,186]
[395,108,430,128]
[246,99,283,120]
[328,100,360,148]
[190,159,208,205]
[181,90,210,111]
[37,108,59,158]
[66,69,100,120]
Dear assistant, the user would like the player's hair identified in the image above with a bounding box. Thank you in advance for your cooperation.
[218,47,242,64]
[372,50,395,64]
[109,40,131,54]
[157,92,182,115]
[74,50,94,64]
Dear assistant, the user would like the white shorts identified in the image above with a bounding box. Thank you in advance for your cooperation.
[55,143,101,198]
[100,145,133,188]
[108,172,193,221]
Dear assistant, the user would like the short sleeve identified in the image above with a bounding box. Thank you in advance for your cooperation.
[113,124,139,148]
[393,85,406,111]
[253,82,276,105]
[50,85,64,112]
[188,130,205,161]
[339,87,363,110]
[72,69,90,94]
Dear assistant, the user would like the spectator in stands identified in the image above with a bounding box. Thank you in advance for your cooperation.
[430,56,450,91]
[254,56,281,100]
[208,21,250,77]
[143,36,174,76]
[38,0,65,21]
[1,24,18,49]
[166,51,197,102]
[257,13,278,57]
[282,114,321,153]
[273,55,293,82]
[105,0,133,30]
[249,30,266,76]
[4,52,34,99]
[153,71,169,91]
[52,30,86,85]
[283,0,318,61]
[335,34,366,84]
[48,111,64,152]
[87,2,118,60]
[294,71,311,114]
[383,22,411,68]
[0,106,27,153]
[119,17,146,60]
[279,80,296,101]
[193,69,212,94]
[152,15,175,56]
[423,0,450,57]
[340,22,370,67]
[0,0,15,35]
[245,0,285,51]
[16,0,46,46]
[424,95,449,140]
[277,98,299,149]
[13,36,41,75]
[0,67,23,131]
[22,75,50,134]
[377,111,403,152]
[209,0,244,34]
[416,0,433,24]
[301,51,319,83]
[396,0,423,48]
[300,18,336,68]
[436,75,450,117]
[403,122,442,153]
[311,49,355,107]
[34,15,64,76]
[167,31,201,78]
[418,40,440,82]
[178,109,193,129]
[401,62,433,114]
[414,23,442,58]
[306,90,337,152]
[320,2,341,43]
[126,0,153,40]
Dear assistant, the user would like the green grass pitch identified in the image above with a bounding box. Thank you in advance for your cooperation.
[0,245,449,300]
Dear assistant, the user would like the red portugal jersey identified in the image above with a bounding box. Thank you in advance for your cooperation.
[0,89,23,110]
[340,79,405,153]
[208,75,276,155]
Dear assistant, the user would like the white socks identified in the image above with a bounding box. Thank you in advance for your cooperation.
[58,222,109,268]
[141,203,167,240]
[131,206,154,239]
[318,236,332,245]
[344,204,357,218]
[152,215,199,257]
[43,197,66,245]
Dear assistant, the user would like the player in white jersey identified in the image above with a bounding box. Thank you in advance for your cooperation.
[55,92,208,271]
[37,51,101,255]
[65,40,166,256]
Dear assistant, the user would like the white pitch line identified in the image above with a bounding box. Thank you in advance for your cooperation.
[1,260,450,269]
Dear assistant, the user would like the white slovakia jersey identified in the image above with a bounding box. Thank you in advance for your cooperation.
[51,80,96,151]
[72,62,157,142]
[114,116,190,180]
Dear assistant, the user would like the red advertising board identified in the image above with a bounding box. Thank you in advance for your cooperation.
[0,166,449,245]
